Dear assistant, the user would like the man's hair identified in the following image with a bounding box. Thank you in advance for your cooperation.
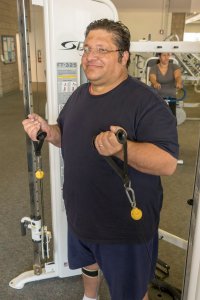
[85,18,131,68]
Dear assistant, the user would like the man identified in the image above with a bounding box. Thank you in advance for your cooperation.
[22,19,179,300]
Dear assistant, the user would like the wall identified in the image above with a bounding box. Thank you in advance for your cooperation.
[118,10,172,41]
[29,5,45,82]
[16,4,45,87]
[0,0,19,96]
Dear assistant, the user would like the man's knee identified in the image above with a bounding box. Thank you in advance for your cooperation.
[82,264,99,278]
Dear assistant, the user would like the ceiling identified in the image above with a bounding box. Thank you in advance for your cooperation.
[111,0,200,24]
[111,0,163,10]
[111,0,200,13]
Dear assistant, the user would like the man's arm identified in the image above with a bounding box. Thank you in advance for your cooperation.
[22,113,61,147]
[118,140,177,176]
[94,126,177,176]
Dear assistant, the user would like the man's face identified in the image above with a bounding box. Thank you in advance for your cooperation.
[81,29,127,86]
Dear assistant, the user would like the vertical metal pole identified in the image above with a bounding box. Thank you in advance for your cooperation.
[182,139,200,300]
[17,0,42,275]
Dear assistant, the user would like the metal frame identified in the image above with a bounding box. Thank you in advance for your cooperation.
[130,41,200,53]
[182,142,200,300]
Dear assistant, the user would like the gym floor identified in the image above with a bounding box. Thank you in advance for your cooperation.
[0,82,199,299]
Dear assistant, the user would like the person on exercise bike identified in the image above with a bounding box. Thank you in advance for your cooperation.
[149,52,183,116]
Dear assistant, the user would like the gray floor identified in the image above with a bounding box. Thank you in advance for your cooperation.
[0,83,199,299]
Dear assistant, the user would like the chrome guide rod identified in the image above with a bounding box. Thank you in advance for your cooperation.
[17,0,42,275]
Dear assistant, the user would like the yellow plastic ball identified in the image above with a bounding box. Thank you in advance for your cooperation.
[35,170,44,179]
[131,207,142,220]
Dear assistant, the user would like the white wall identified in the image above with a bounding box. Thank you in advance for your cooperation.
[118,10,172,41]
[29,5,46,82]
[16,4,46,84]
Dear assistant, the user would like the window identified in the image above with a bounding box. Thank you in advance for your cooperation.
[1,35,16,64]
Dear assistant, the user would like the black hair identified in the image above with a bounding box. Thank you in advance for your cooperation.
[85,18,131,68]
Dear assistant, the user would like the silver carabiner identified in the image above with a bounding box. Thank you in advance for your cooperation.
[124,181,136,208]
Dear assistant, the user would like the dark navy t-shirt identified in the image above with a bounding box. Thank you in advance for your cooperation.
[57,76,179,244]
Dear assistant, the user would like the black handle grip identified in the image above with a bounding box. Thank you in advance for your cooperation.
[33,130,47,156]
[37,130,47,141]
[115,129,127,144]
[93,129,127,148]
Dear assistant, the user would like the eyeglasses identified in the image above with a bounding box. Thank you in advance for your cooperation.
[79,46,123,57]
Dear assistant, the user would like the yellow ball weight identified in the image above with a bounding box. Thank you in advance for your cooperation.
[35,170,44,179]
[131,207,142,220]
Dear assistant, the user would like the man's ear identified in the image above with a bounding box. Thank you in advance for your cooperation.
[121,51,129,66]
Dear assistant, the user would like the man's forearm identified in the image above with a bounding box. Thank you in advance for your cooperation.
[116,140,177,176]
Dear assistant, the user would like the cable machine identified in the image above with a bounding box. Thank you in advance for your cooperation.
[9,0,118,289]
[10,1,200,299]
